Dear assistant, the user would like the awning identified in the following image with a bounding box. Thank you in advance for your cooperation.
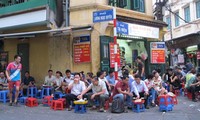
[166,32,200,49]
[0,26,93,39]
[117,15,168,28]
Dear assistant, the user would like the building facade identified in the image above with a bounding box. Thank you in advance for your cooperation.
[164,0,200,67]
[0,0,166,85]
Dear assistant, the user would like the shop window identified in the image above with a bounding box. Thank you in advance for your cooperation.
[175,11,180,27]
[103,45,109,58]
[196,0,200,19]
[184,6,190,22]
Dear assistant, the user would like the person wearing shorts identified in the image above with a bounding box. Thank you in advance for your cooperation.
[6,55,22,106]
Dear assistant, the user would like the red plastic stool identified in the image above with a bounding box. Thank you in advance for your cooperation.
[174,90,180,96]
[26,97,38,107]
[42,96,53,106]
[170,95,178,105]
[104,100,110,110]
[58,98,66,108]
[51,100,64,110]
[187,92,192,100]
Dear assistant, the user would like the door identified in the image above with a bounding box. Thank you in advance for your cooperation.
[17,43,29,77]
[100,36,113,72]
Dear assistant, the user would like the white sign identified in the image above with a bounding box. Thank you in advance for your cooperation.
[178,54,184,63]
[128,23,159,39]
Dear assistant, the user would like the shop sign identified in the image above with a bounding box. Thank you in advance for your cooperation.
[116,21,159,39]
[178,54,184,63]
[197,51,200,60]
[73,35,91,63]
[93,9,114,23]
[109,43,120,68]
[150,42,165,64]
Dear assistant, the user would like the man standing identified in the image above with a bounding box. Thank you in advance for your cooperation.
[131,74,149,109]
[78,76,109,112]
[136,56,145,80]
[65,73,86,111]
[6,55,22,106]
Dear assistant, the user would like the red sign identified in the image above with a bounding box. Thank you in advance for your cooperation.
[74,44,91,63]
[151,50,165,64]
[109,43,120,68]
[197,51,200,60]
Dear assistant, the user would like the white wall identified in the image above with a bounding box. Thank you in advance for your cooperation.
[164,0,200,41]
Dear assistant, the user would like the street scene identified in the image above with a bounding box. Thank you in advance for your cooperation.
[0,0,200,120]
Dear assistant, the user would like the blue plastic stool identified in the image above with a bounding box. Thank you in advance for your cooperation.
[27,87,37,97]
[41,87,52,98]
[159,95,173,112]
[74,104,87,113]
[132,101,145,113]
[0,90,9,103]
[19,97,28,104]
[54,92,65,100]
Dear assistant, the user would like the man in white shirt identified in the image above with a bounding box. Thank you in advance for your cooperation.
[65,73,86,111]
[44,70,56,86]
[62,69,74,93]
[131,74,149,109]
[78,76,109,112]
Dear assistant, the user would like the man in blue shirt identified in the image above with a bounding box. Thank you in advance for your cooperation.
[106,70,115,87]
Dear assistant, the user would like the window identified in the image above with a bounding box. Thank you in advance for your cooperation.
[166,17,171,30]
[109,0,145,13]
[175,11,180,27]
[196,1,200,19]
[184,6,190,22]
[132,0,145,12]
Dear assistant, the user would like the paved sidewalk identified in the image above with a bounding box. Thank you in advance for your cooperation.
[0,96,200,120]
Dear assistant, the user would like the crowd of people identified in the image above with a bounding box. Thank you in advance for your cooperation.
[1,55,200,113]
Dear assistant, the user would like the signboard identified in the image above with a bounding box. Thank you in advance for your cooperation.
[93,9,114,23]
[116,21,159,39]
[150,42,165,64]
[178,54,184,63]
[197,51,200,60]
[73,35,91,63]
[109,43,120,68]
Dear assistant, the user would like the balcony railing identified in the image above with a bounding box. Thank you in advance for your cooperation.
[0,0,56,15]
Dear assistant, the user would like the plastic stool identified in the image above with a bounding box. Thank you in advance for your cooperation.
[51,100,64,110]
[41,87,52,98]
[54,92,66,100]
[170,95,178,105]
[0,90,9,103]
[104,100,110,110]
[74,104,87,113]
[174,90,180,96]
[42,96,53,106]
[19,97,28,104]
[26,97,38,107]
[158,95,173,112]
[58,98,66,108]
[132,100,145,113]
[187,92,192,100]
[27,87,37,98]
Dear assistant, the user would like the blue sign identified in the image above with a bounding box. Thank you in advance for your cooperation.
[93,9,114,23]
[80,35,90,42]
[117,21,129,35]
[157,44,165,48]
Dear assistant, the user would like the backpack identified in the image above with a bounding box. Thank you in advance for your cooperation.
[111,97,125,113]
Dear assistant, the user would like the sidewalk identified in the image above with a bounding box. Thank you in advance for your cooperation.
[0,96,200,120]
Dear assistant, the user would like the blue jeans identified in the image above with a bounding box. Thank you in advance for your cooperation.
[149,88,157,103]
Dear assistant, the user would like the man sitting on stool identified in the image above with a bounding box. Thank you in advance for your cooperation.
[131,74,149,109]
[112,76,133,108]
[78,76,109,112]
[65,73,86,111]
